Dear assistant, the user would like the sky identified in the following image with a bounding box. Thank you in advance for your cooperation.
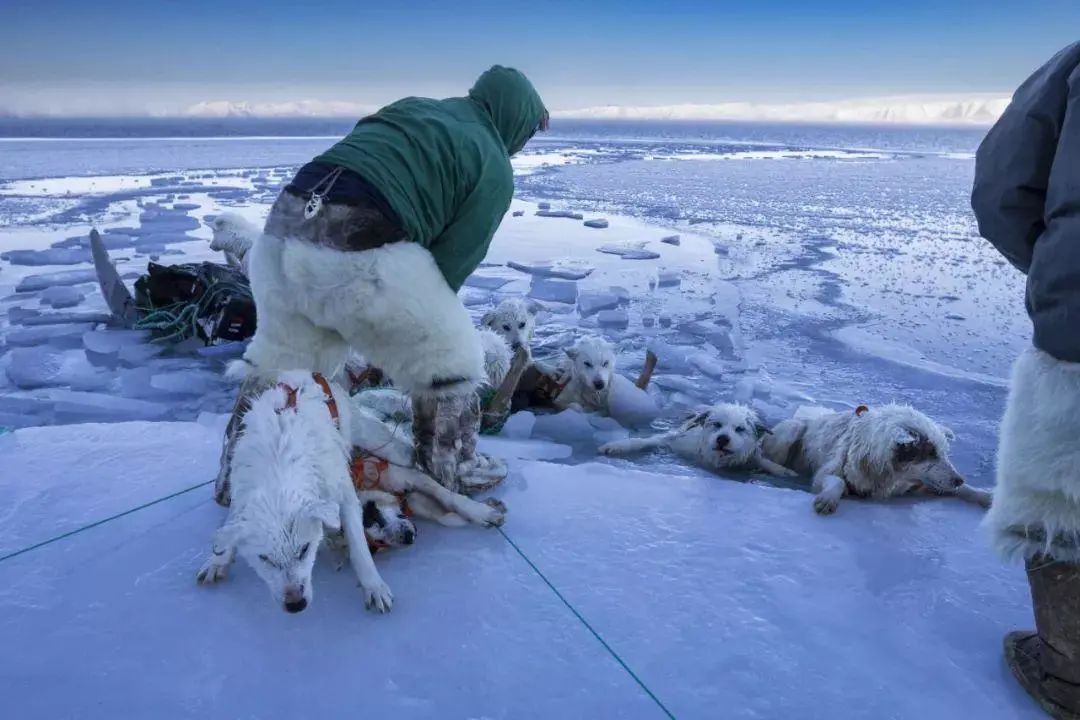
[1,0,1078,116]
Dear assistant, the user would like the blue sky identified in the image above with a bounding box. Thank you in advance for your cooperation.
[2,0,1078,115]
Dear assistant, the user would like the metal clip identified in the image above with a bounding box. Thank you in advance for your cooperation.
[304,193,323,220]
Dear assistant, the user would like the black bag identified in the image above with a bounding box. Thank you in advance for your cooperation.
[133,262,256,345]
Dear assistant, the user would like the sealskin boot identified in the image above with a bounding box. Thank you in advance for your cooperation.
[1005,555,1080,719]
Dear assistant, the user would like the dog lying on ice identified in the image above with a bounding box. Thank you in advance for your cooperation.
[599,402,797,477]
[197,364,393,614]
[481,298,539,354]
[330,445,507,559]
[760,403,993,515]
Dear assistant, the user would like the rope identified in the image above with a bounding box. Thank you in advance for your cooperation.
[135,276,252,345]
[497,527,677,720]
[0,480,212,565]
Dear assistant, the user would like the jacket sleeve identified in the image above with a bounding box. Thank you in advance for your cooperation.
[971,43,1080,274]
[428,182,512,293]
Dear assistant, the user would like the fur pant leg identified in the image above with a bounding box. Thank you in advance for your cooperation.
[984,346,1080,562]
[412,392,475,493]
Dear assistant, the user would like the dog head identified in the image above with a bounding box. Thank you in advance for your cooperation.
[361,496,417,550]
[848,404,964,494]
[215,497,339,614]
[208,211,259,253]
[565,336,616,393]
[481,298,539,353]
[682,403,767,469]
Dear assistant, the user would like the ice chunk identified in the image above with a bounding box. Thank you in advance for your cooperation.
[597,243,660,260]
[149,370,222,395]
[507,260,594,281]
[5,347,107,390]
[642,316,656,328]
[171,203,200,211]
[16,269,98,292]
[83,329,152,356]
[659,315,673,328]
[40,286,84,309]
[655,270,681,288]
[607,374,661,428]
[577,291,624,317]
[661,235,681,245]
[537,201,551,210]
[13,309,111,327]
[459,287,491,306]
[528,277,578,304]
[536,209,584,220]
[195,341,247,358]
[464,274,515,290]
[5,323,95,349]
[583,219,609,229]
[531,409,596,445]
[499,411,536,440]
[2,248,92,266]
[596,309,629,329]
[512,210,525,217]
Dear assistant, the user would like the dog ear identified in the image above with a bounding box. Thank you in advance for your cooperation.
[754,422,772,438]
[308,500,341,531]
[941,425,956,442]
[684,411,710,428]
[480,312,496,328]
[525,300,542,317]
[564,347,579,361]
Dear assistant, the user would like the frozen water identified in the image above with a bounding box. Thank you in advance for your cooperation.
[528,277,578,304]
[499,410,536,440]
[47,389,171,423]
[1,247,92,265]
[16,269,98,292]
[607,374,662,428]
[458,286,491,306]
[577,291,625,317]
[4,323,95,349]
[583,218,609,229]
[83,329,153,356]
[507,259,594,280]
[536,209,585,220]
[40,286,84,309]
[5,347,106,390]
[597,243,661,260]
[596,308,630,329]
[661,234,681,245]
[463,273,515,290]
[654,270,681,288]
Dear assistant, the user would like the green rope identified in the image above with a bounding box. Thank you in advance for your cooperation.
[497,527,677,720]
[135,276,251,345]
[0,480,212,565]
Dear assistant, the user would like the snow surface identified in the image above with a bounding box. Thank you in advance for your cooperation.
[0,124,1042,718]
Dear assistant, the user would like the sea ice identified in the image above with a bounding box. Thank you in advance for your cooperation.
[40,286,85,309]
[583,219,609,229]
[528,278,578,304]
[16,269,99,293]
[2,247,92,266]
[597,243,660,260]
[507,260,594,281]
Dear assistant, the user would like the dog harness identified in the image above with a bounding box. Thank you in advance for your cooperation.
[349,449,413,554]
[275,373,340,427]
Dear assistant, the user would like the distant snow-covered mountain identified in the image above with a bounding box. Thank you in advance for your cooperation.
[182,99,373,118]
[555,94,1011,126]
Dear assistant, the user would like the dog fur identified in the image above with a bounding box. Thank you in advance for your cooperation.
[984,347,1080,562]
[209,212,259,273]
[599,402,797,477]
[761,403,990,515]
[196,364,393,614]
[244,231,483,396]
[536,335,617,413]
[481,298,539,354]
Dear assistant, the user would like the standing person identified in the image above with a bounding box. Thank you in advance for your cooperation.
[216,66,548,502]
[972,41,1080,719]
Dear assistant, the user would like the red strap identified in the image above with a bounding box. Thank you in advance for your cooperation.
[311,373,339,425]
[277,383,299,411]
[350,451,390,492]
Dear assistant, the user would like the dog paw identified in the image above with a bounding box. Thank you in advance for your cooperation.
[478,498,507,527]
[813,495,839,515]
[597,442,620,456]
[779,467,800,478]
[196,558,230,585]
[361,579,394,613]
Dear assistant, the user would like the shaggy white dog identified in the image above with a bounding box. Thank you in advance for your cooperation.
[481,298,539,353]
[243,230,484,396]
[984,347,1080,561]
[599,403,797,477]
[208,212,260,273]
[196,365,393,614]
[534,335,616,413]
[761,403,991,515]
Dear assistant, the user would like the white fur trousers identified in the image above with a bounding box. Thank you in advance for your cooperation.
[985,346,1080,562]
[243,231,484,394]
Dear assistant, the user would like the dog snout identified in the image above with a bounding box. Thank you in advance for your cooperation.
[402,527,416,545]
[950,474,965,488]
[511,341,522,350]
[715,434,730,449]
[592,378,606,390]
[283,584,307,613]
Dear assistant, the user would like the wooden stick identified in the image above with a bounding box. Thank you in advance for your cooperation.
[482,348,531,425]
[635,350,658,390]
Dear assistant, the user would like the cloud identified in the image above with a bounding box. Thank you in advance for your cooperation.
[181,99,375,118]
[554,94,1011,125]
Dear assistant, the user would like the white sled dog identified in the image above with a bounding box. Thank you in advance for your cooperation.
[599,402,797,477]
[761,403,993,515]
[481,298,540,354]
[208,211,260,273]
[196,364,393,614]
[532,335,617,413]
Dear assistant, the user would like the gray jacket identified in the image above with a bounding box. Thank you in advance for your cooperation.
[972,42,1080,362]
